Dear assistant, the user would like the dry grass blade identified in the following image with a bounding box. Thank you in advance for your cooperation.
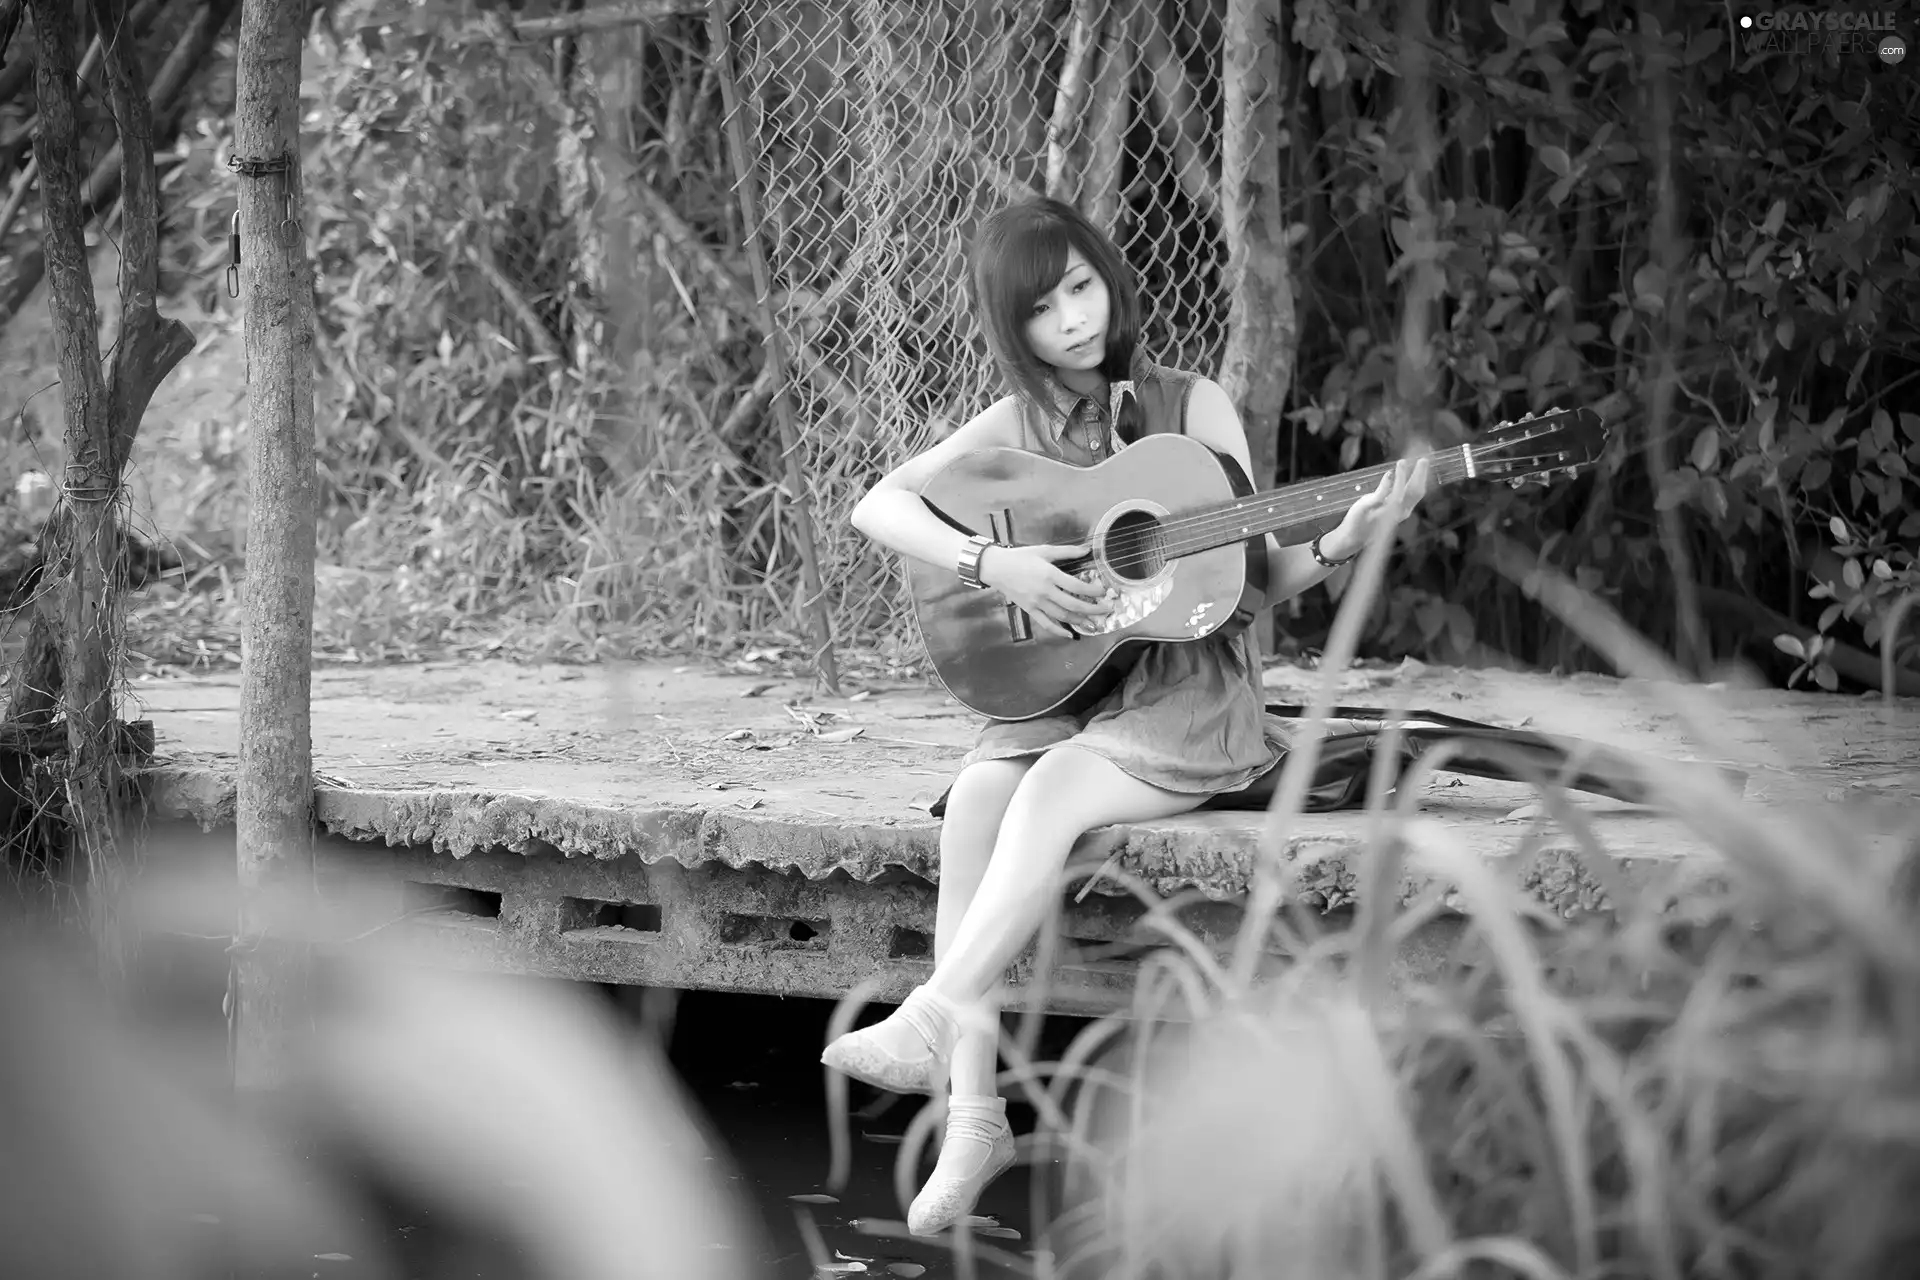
[1388,736,1634,912]
[1323,1000,1453,1257]
[1883,590,1919,710]
[1490,543,1920,974]
[821,976,890,1193]
[1398,817,1600,1273]
[1232,500,1407,987]
[1400,1237,1573,1280]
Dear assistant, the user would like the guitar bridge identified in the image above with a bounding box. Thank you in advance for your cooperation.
[989,508,1035,643]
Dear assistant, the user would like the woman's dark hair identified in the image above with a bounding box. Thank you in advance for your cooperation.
[968,199,1143,430]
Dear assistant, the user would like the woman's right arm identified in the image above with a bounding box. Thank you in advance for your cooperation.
[848,397,1025,570]
[850,397,1109,636]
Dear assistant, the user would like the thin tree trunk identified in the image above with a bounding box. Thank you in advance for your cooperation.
[230,0,317,1095]
[0,0,233,332]
[712,0,840,694]
[1076,5,1130,235]
[0,0,23,63]
[1218,0,1295,654]
[3,0,231,729]
[1042,0,1099,198]
[1139,4,1218,227]
[28,0,122,955]
[0,0,168,161]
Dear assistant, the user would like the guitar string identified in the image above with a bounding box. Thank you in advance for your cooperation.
[1069,441,1575,578]
[1146,425,1591,549]
[1076,453,1469,577]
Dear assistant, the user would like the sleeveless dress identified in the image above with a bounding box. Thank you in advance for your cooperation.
[956,358,1282,797]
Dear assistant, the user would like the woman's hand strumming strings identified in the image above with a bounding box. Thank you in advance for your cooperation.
[978,544,1114,639]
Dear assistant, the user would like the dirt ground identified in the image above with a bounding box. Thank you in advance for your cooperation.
[128,655,1920,834]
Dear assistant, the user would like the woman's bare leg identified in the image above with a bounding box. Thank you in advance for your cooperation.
[932,759,1032,1098]
[902,747,1203,1233]
[925,745,1205,1005]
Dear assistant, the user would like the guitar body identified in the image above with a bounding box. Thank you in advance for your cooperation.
[910,434,1268,721]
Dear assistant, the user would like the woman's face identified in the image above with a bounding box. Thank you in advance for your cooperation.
[1022,247,1110,375]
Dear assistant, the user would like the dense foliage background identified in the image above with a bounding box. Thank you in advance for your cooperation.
[0,0,1914,689]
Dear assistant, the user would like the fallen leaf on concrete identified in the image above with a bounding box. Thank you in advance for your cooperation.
[736,796,764,809]
[1501,803,1545,822]
[501,708,537,721]
[790,1193,840,1205]
[722,728,754,742]
[818,726,865,743]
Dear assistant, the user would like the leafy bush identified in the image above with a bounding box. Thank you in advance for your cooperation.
[1282,2,1918,680]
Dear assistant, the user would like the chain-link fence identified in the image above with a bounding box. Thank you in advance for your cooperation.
[713,0,1266,679]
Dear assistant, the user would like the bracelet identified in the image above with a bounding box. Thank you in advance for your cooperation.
[956,534,996,589]
[1309,531,1357,569]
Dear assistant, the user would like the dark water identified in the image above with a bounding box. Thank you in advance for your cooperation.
[665,989,1046,1280]
[133,935,1056,1280]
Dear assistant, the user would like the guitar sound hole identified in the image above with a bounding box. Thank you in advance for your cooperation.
[1103,510,1167,582]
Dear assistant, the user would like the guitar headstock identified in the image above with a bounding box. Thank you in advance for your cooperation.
[1468,406,1609,488]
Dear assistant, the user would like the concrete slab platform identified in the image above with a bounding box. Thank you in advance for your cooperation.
[129,658,1920,1012]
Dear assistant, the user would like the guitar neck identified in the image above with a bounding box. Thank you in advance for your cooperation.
[1159,448,1481,559]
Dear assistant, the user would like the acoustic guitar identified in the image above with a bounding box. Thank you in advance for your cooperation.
[909,407,1608,721]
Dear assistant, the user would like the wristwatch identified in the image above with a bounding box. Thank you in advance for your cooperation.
[957,534,996,589]
[1309,531,1357,568]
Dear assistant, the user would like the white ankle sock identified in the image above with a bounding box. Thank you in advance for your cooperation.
[908,1094,1014,1236]
[938,1094,1009,1162]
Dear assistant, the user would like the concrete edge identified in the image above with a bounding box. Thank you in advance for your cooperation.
[135,767,1726,918]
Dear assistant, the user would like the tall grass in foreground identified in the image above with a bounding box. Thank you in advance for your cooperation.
[826,499,1920,1280]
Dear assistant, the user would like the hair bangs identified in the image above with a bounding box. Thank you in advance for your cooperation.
[996,217,1072,318]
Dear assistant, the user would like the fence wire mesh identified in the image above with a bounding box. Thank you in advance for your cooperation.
[717,0,1241,673]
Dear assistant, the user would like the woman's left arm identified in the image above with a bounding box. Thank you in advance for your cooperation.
[1182,379,1431,605]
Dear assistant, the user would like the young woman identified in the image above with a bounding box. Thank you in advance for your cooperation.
[829,198,1429,1235]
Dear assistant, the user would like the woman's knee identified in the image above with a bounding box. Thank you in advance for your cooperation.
[939,759,1030,870]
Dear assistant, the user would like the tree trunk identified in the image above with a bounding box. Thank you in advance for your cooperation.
[28,0,121,953]
[0,0,23,63]
[3,0,231,729]
[0,0,234,332]
[1217,0,1295,654]
[1075,5,1130,235]
[229,0,317,1095]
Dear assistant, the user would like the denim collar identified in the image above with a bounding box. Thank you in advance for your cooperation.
[1036,350,1153,453]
